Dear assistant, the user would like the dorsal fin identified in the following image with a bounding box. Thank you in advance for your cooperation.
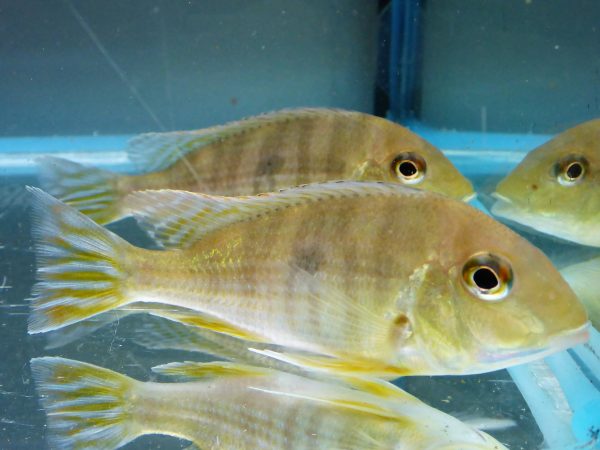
[247,376,414,422]
[249,385,398,419]
[151,361,270,380]
[126,108,357,173]
[125,181,419,248]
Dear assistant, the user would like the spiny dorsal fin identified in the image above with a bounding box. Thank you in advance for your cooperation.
[126,108,358,173]
[151,361,271,380]
[247,384,403,421]
[125,181,420,248]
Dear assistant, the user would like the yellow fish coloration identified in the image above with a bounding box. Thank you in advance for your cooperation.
[560,257,600,329]
[30,357,508,450]
[27,183,588,376]
[45,303,314,376]
[38,108,474,224]
[493,118,600,247]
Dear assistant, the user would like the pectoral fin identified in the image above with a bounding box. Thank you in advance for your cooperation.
[249,348,407,379]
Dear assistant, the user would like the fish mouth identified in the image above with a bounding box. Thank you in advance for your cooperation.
[476,322,590,371]
[489,192,527,225]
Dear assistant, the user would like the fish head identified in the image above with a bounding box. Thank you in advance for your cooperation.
[396,206,589,375]
[492,118,600,246]
[362,122,475,201]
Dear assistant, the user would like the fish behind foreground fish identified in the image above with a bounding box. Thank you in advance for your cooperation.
[38,108,474,224]
[27,182,588,376]
[560,256,600,329]
[30,357,507,450]
[492,118,600,247]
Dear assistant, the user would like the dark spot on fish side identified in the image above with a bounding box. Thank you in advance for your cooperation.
[293,245,324,275]
[530,184,538,191]
[230,97,238,106]
[254,154,284,192]
[260,155,283,174]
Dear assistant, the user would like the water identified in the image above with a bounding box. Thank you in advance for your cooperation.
[1,1,599,449]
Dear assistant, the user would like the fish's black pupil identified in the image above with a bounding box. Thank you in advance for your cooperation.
[473,267,499,291]
[398,161,418,177]
[566,162,583,180]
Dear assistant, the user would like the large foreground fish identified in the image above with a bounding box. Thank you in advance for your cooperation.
[38,108,474,224]
[27,182,588,376]
[492,118,600,247]
[31,357,508,450]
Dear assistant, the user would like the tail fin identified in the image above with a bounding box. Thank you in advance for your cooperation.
[27,187,132,334]
[37,156,124,225]
[44,309,136,349]
[31,357,140,449]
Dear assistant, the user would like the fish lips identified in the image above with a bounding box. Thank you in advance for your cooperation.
[475,321,590,372]
[489,193,548,235]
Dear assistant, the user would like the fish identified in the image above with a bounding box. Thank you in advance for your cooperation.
[44,303,313,377]
[26,182,588,377]
[560,256,600,329]
[37,108,474,225]
[492,118,600,247]
[30,356,509,450]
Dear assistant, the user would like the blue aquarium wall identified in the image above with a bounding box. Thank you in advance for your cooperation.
[416,0,600,133]
[1,0,378,137]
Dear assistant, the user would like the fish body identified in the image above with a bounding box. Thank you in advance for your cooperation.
[27,183,588,376]
[31,357,508,450]
[38,108,474,224]
[560,257,600,329]
[493,118,600,247]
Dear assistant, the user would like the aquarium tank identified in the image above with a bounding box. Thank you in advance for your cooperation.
[1,1,599,449]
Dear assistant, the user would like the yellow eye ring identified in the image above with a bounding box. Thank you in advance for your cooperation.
[554,155,587,186]
[462,253,512,301]
[391,153,426,184]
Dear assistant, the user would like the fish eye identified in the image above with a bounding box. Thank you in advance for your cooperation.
[391,153,426,184]
[554,155,587,186]
[462,253,513,301]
